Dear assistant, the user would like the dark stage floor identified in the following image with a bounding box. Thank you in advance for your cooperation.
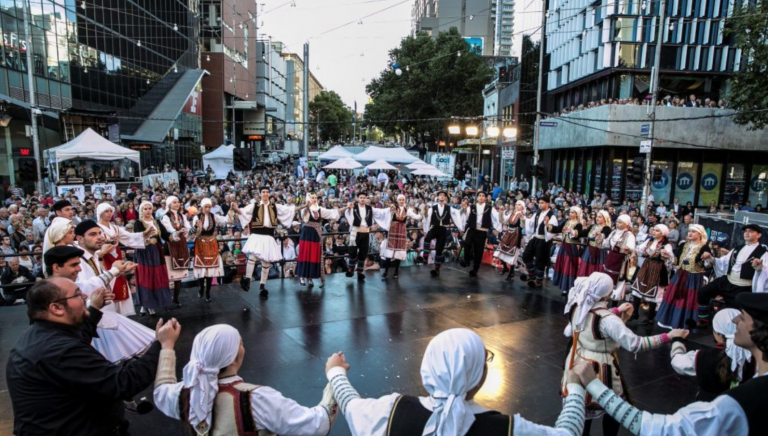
[1,264,714,435]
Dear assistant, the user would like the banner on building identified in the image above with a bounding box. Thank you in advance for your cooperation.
[142,171,179,188]
[748,164,768,207]
[91,183,117,200]
[57,185,86,201]
[675,162,698,205]
[698,163,723,207]
[650,161,672,204]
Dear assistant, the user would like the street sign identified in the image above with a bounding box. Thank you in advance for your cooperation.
[501,149,515,160]
[640,124,650,137]
[640,140,652,153]
[539,121,558,127]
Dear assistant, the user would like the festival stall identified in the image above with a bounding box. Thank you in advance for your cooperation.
[202,144,236,179]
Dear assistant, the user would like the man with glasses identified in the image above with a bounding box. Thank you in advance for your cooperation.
[697,224,768,327]
[6,277,181,436]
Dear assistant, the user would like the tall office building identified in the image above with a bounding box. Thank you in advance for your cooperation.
[412,0,514,56]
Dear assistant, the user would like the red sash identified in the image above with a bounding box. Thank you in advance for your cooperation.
[102,246,130,301]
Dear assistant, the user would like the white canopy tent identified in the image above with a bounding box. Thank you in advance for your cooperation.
[366,159,398,171]
[406,160,431,169]
[354,146,419,164]
[412,167,449,177]
[202,144,236,179]
[317,145,355,161]
[44,128,141,180]
[324,157,363,170]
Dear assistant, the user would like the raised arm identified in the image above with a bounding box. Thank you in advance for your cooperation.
[275,204,297,228]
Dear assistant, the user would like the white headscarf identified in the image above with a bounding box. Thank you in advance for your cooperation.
[655,224,670,237]
[166,195,180,209]
[688,224,708,243]
[713,309,753,381]
[182,325,241,436]
[564,272,615,334]
[139,201,154,219]
[597,210,612,228]
[96,203,114,220]
[200,198,212,208]
[569,206,583,223]
[616,214,631,226]
[43,217,74,254]
[420,328,486,436]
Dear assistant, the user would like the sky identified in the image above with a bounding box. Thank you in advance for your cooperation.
[259,0,413,110]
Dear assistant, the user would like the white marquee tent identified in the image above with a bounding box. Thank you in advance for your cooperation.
[317,145,354,161]
[323,157,362,170]
[354,146,419,164]
[44,128,141,179]
[365,159,398,171]
[202,144,236,179]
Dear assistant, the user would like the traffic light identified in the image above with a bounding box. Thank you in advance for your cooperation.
[18,157,38,181]
[631,157,645,183]
[233,148,251,171]
[652,168,663,183]
[535,163,545,179]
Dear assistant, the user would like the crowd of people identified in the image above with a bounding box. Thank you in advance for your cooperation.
[546,94,730,118]
[2,158,767,436]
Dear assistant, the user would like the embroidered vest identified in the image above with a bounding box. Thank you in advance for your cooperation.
[466,204,493,230]
[695,347,756,402]
[386,395,511,436]
[179,380,275,436]
[727,244,768,281]
[430,205,451,227]
[250,203,278,230]
[352,205,373,227]
[726,375,768,436]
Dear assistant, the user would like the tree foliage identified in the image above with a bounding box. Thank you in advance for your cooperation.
[725,2,768,130]
[309,91,354,144]
[364,28,494,144]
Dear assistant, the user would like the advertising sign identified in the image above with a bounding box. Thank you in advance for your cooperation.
[428,153,455,179]
[463,37,484,55]
[91,183,117,200]
[650,161,672,204]
[142,171,180,188]
[675,162,698,205]
[748,164,768,207]
[57,185,86,201]
[698,163,723,207]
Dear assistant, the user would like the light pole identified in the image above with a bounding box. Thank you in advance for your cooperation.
[642,0,667,214]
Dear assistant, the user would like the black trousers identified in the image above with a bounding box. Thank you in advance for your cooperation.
[423,226,448,263]
[697,276,751,307]
[463,228,488,272]
[348,230,370,271]
[522,237,551,272]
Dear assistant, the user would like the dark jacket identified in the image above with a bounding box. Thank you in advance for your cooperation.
[1,264,36,285]
[6,307,162,436]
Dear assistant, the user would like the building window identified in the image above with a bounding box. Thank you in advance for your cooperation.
[611,159,625,202]
[724,163,746,206]
[748,164,768,207]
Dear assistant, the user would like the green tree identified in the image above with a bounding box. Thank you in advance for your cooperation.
[364,28,493,146]
[725,2,768,130]
[309,91,354,144]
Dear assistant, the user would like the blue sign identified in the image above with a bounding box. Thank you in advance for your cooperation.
[463,37,484,55]
[539,121,558,127]
[701,173,719,191]
[676,173,694,190]
[652,173,670,189]
[640,124,650,137]
[751,175,766,192]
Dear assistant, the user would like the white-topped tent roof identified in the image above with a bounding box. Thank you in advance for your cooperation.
[354,146,419,164]
[45,128,140,164]
[317,145,354,161]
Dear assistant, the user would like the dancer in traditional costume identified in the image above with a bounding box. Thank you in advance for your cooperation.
[42,217,75,255]
[70,221,156,364]
[697,224,768,327]
[342,191,389,282]
[455,192,503,277]
[154,324,338,435]
[656,224,712,329]
[494,200,525,280]
[562,272,688,436]
[191,198,231,302]
[551,207,584,295]
[577,210,611,279]
[630,224,674,325]
[377,194,422,280]
[669,308,755,401]
[522,198,558,288]
[421,191,466,277]
[296,192,338,287]
[326,328,588,435]
[161,196,191,306]
[133,201,173,315]
[96,203,149,315]
[601,215,636,302]
[232,187,296,298]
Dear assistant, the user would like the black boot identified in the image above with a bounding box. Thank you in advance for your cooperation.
[173,283,182,308]
[631,296,641,321]
[393,260,400,279]
[357,272,366,282]
[205,278,212,303]
[259,283,269,299]
[382,259,390,279]
[345,266,354,278]
[506,266,514,281]
[198,280,205,299]
[240,277,251,292]
[640,302,657,325]
[469,269,478,277]
[430,267,440,277]
[501,264,509,275]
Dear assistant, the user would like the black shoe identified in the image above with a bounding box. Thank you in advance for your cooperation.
[300,278,306,286]
[198,288,204,299]
[357,273,365,282]
[501,266,509,275]
[527,280,542,288]
[506,273,514,281]
[393,272,399,279]
[259,284,269,299]
[520,273,528,281]
[308,280,314,288]
[382,271,388,280]
[205,297,212,303]
[240,278,251,292]
[345,270,354,278]
[430,269,440,277]
[175,302,182,309]
[125,399,154,415]
[469,270,477,277]
[319,279,325,288]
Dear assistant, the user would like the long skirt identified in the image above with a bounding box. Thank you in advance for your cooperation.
[552,242,582,292]
[578,246,606,278]
[296,221,323,279]
[193,236,224,278]
[102,246,135,316]
[656,270,704,329]
[92,311,155,363]
[134,243,173,310]
[631,258,669,302]
[381,221,409,261]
